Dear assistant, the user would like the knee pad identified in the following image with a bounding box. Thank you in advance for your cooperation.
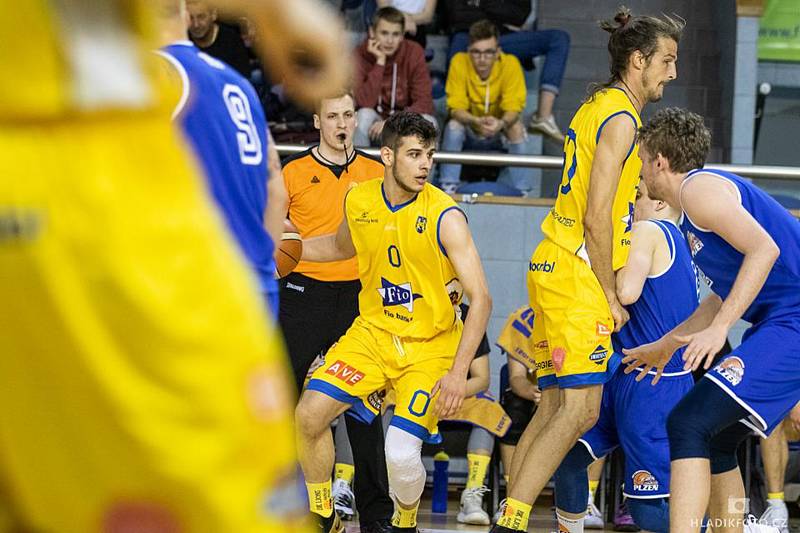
[627,498,669,533]
[554,444,594,515]
[385,425,425,505]
[709,422,752,474]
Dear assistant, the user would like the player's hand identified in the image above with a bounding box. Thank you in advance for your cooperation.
[622,335,681,385]
[250,0,351,108]
[432,369,467,419]
[678,324,728,372]
[368,120,385,141]
[366,38,387,65]
[531,386,542,404]
[609,298,630,332]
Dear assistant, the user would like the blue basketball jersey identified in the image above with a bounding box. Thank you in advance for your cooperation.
[613,219,699,374]
[160,42,277,295]
[680,169,800,324]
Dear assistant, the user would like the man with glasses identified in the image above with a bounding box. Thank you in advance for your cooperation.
[438,19,534,194]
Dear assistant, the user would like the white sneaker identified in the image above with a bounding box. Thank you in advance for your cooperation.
[492,497,506,524]
[759,502,790,533]
[332,478,355,521]
[457,486,491,525]
[528,114,566,144]
[745,514,781,533]
[585,500,604,529]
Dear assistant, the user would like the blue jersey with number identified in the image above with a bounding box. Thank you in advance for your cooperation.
[160,42,276,295]
[613,219,699,374]
[680,169,800,324]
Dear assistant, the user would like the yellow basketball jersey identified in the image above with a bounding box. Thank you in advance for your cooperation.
[346,179,463,338]
[0,0,173,120]
[540,87,642,271]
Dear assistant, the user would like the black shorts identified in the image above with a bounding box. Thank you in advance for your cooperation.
[499,389,537,445]
[278,272,361,392]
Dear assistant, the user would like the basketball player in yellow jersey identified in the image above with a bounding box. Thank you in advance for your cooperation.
[294,111,491,533]
[0,1,349,532]
[492,9,684,532]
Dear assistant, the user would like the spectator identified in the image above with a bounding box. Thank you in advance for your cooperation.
[375,0,438,48]
[186,0,254,79]
[439,20,533,194]
[353,7,436,147]
[444,0,570,143]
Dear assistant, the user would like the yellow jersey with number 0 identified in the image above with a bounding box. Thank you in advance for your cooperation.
[540,87,642,271]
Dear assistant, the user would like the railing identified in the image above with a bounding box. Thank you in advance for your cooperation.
[275,144,800,181]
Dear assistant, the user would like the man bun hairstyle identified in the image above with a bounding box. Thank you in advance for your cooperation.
[638,107,711,173]
[380,111,437,151]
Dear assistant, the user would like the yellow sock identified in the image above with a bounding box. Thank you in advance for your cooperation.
[496,497,531,531]
[391,502,419,528]
[768,491,785,501]
[588,479,599,502]
[334,463,355,485]
[466,453,491,489]
[306,480,333,518]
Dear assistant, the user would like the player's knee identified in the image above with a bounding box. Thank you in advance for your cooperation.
[627,497,669,533]
[295,395,331,438]
[666,398,712,461]
[562,394,601,435]
[553,445,593,514]
[385,425,425,503]
[709,425,751,474]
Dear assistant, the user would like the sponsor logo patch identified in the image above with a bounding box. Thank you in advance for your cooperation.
[529,260,556,273]
[552,346,567,372]
[715,356,745,386]
[632,470,660,492]
[686,230,704,257]
[415,215,427,233]
[378,277,423,312]
[589,345,608,365]
[367,389,387,411]
[354,211,378,224]
[325,360,366,385]
[596,321,612,336]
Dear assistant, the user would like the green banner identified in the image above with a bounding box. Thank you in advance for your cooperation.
[758,0,800,61]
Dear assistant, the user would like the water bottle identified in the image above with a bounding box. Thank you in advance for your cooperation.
[432,450,449,513]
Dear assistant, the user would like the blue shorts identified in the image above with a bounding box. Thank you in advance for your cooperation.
[579,364,693,499]
[704,317,800,437]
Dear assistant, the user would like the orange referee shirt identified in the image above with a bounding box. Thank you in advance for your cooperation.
[283,147,384,281]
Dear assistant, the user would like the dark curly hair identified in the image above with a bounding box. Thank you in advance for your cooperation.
[380,111,437,151]
[589,6,685,96]
[638,107,711,172]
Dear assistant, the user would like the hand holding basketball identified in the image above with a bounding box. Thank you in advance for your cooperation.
[276,219,302,278]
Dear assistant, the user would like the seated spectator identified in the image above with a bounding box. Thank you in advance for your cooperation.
[439,20,534,194]
[444,0,569,143]
[375,0,438,48]
[353,7,436,147]
[186,0,255,80]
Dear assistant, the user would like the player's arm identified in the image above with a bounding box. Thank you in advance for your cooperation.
[464,355,490,398]
[209,0,349,107]
[299,216,356,262]
[676,175,779,368]
[616,221,659,305]
[507,357,540,403]
[264,129,287,246]
[584,114,637,331]
[433,209,492,418]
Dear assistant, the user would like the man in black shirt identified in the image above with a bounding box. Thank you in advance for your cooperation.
[186,0,254,80]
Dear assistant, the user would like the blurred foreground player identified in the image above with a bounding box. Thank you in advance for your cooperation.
[0,0,348,531]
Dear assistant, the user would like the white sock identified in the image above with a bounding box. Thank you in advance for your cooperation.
[767,498,786,508]
[557,511,585,533]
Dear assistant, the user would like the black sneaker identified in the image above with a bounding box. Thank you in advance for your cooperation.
[489,525,523,532]
[360,519,392,533]
[391,527,419,533]
[318,513,344,533]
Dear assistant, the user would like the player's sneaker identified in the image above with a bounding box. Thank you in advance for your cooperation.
[745,514,781,533]
[492,498,507,524]
[457,486,491,525]
[360,519,392,533]
[391,527,420,533]
[758,502,790,533]
[318,512,345,533]
[332,478,355,521]
[613,501,640,532]
[488,524,523,532]
[585,499,604,529]
[528,114,565,144]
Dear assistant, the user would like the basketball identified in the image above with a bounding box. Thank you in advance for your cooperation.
[276,219,303,278]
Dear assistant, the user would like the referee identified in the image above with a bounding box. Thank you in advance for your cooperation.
[280,91,392,533]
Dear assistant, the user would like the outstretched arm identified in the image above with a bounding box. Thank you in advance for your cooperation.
[300,217,356,263]
[433,208,492,418]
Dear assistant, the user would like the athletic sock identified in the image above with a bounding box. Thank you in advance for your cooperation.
[306,479,333,518]
[334,463,355,485]
[496,497,531,531]
[557,511,585,533]
[466,453,491,489]
[588,479,599,504]
[391,501,419,528]
[767,492,785,503]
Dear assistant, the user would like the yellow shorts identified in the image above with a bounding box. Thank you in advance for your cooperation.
[307,316,462,443]
[0,117,312,533]
[526,239,614,389]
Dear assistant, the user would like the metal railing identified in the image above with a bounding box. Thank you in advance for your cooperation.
[275,144,800,181]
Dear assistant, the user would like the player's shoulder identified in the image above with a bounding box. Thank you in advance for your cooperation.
[281,147,316,171]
